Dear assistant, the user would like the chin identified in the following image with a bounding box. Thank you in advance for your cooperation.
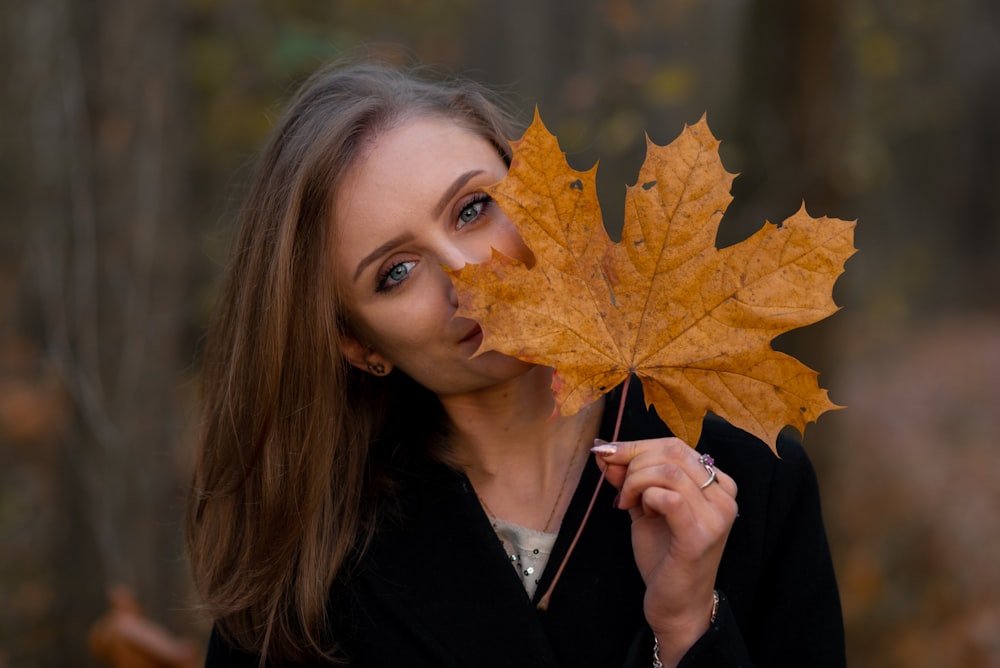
[473,351,536,377]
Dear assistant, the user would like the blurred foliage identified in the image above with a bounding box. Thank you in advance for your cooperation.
[1,0,998,666]
[827,315,1000,666]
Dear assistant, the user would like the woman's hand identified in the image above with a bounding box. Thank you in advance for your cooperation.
[593,438,738,667]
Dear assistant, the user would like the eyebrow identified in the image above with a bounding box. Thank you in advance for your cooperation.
[351,170,488,283]
[433,169,485,218]
[353,232,415,283]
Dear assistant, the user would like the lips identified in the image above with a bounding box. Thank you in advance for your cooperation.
[459,323,483,344]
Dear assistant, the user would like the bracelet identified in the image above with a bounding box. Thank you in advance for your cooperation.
[652,590,719,668]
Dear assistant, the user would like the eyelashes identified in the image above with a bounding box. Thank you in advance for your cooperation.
[374,192,494,294]
[457,193,493,228]
[375,259,415,293]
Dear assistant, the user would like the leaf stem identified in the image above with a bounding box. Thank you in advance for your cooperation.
[537,375,631,610]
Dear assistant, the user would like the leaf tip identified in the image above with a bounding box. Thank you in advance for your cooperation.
[688,112,712,135]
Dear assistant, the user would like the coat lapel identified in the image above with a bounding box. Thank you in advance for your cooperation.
[359,455,561,668]
[356,383,654,668]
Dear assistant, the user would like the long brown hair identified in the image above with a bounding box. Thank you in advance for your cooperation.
[185,60,517,663]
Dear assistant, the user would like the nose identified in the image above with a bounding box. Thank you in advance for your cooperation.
[441,213,533,270]
[439,237,493,273]
[439,238,493,308]
[446,271,460,308]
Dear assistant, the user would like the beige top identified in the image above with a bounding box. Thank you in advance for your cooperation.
[490,517,559,599]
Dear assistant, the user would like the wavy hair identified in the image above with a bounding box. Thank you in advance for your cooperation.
[185,60,517,664]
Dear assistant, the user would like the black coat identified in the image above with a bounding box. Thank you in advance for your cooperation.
[206,384,846,667]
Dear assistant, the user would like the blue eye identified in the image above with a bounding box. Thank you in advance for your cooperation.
[388,264,409,281]
[457,194,492,228]
[376,260,416,292]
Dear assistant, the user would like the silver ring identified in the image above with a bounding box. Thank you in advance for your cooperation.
[698,453,718,490]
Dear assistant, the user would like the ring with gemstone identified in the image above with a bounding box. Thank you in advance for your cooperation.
[698,453,718,490]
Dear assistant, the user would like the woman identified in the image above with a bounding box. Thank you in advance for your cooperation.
[186,60,845,667]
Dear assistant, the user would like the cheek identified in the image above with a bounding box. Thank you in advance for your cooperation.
[493,218,536,267]
[362,300,439,355]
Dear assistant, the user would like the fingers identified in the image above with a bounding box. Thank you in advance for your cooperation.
[592,438,738,515]
[592,437,738,649]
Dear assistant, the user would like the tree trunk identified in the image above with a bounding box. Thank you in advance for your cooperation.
[1,0,195,664]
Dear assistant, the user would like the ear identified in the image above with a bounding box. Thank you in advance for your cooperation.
[340,333,393,377]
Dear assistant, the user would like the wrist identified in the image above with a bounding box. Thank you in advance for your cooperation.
[651,590,719,668]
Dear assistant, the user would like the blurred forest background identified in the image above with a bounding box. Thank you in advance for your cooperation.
[1,0,998,665]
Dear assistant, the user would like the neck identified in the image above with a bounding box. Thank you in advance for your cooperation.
[440,366,604,531]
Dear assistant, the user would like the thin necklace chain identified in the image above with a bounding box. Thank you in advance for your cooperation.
[475,407,591,533]
[541,427,584,532]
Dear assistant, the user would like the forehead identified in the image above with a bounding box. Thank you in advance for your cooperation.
[350,115,498,185]
[333,116,505,234]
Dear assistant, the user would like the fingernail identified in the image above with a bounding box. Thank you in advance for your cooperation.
[591,440,617,455]
[613,492,624,510]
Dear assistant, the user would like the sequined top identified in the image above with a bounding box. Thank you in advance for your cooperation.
[490,517,558,599]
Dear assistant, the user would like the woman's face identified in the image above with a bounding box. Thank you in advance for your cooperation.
[333,115,533,398]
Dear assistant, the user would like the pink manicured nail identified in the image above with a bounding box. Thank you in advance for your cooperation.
[591,440,618,455]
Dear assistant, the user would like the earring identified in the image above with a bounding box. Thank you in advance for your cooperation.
[366,361,386,376]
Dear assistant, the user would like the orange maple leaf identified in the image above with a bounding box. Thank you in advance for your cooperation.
[448,112,856,450]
